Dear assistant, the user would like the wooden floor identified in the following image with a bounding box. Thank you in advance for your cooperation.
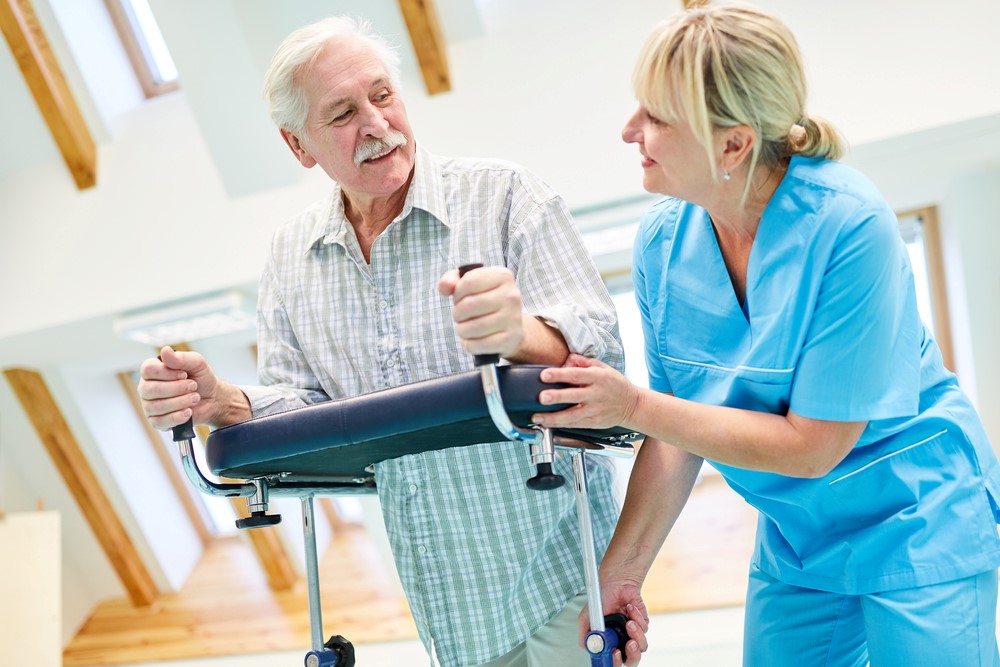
[62,474,756,666]
[644,474,758,612]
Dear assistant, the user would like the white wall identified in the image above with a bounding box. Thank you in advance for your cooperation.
[0,0,999,651]
[944,165,1000,442]
[0,511,62,666]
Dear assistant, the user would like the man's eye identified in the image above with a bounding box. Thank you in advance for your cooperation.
[374,90,391,103]
[333,110,352,123]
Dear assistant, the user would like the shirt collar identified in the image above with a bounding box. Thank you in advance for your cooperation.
[304,143,451,254]
[404,144,452,229]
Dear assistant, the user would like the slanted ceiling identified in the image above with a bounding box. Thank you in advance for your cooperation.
[0,0,96,189]
[0,0,481,195]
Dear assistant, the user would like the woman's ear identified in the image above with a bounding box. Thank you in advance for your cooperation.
[280,128,318,168]
[718,125,755,172]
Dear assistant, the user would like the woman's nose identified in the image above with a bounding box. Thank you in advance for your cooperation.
[622,109,641,144]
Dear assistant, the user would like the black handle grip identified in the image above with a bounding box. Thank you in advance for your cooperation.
[526,462,565,490]
[172,417,196,442]
[457,263,501,366]
[157,353,197,442]
[324,635,356,667]
[605,613,629,654]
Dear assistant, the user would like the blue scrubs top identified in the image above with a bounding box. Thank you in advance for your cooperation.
[634,156,1000,594]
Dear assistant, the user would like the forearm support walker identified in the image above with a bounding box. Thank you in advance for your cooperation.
[171,361,638,667]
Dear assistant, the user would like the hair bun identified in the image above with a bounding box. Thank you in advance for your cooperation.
[788,122,808,152]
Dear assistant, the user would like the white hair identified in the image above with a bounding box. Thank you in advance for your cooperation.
[263,16,402,138]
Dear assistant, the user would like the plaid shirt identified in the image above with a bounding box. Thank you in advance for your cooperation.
[241,145,624,667]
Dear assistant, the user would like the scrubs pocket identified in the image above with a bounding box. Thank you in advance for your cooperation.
[659,355,794,413]
[827,428,971,529]
[727,366,794,413]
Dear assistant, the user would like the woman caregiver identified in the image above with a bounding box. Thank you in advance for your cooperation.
[532,3,1000,666]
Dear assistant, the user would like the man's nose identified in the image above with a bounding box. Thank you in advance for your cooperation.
[358,102,390,137]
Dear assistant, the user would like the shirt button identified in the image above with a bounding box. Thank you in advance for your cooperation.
[408,484,418,493]
[386,358,395,368]
[379,300,388,309]
[417,545,427,554]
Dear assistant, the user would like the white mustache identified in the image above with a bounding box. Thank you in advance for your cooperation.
[353,131,408,166]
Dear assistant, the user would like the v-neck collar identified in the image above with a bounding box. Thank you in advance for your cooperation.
[702,158,796,326]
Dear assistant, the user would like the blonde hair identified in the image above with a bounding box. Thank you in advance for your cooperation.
[263,16,401,138]
[633,2,844,197]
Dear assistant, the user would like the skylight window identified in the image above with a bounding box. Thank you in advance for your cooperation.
[104,0,178,97]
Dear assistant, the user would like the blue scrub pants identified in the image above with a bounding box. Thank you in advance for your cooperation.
[743,565,1000,667]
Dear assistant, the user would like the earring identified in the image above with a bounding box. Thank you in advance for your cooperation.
[722,170,731,182]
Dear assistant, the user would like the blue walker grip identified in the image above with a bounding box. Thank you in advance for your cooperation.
[586,613,629,667]
[586,627,618,667]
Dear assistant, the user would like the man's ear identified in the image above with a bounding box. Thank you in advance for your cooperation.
[718,125,755,173]
[280,128,317,168]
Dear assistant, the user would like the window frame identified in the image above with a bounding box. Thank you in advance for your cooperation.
[897,205,955,371]
[103,0,179,98]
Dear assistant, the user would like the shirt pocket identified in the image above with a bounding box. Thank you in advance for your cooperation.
[409,292,470,377]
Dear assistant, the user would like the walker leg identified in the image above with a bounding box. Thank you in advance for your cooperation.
[302,496,325,651]
[301,496,356,667]
[571,452,628,667]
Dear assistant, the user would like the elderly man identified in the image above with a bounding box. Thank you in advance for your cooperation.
[138,15,644,667]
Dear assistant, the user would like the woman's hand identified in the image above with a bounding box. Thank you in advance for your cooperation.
[577,580,650,666]
[532,354,641,430]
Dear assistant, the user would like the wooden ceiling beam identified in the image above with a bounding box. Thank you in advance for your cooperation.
[117,370,213,545]
[4,367,158,607]
[0,0,96,189]
[396,0,450,95]
[172,343,297,592]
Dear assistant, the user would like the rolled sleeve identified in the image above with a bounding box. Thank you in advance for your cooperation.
[508,176,623,372]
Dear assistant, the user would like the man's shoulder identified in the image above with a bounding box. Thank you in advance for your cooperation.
[271,195,335,249]
[434,153,523,178]
[431,153,556,202]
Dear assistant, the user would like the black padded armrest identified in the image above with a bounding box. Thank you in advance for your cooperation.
[206,365,634,482]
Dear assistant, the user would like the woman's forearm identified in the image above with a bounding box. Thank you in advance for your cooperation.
[623,389,864,478]
[602,439,704,585]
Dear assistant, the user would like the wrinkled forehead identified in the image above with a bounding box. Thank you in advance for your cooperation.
[299,37,392,99]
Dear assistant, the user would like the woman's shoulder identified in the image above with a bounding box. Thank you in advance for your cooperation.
[786,157,889,214]
[638,196,687,240]
[783,157,900,250]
